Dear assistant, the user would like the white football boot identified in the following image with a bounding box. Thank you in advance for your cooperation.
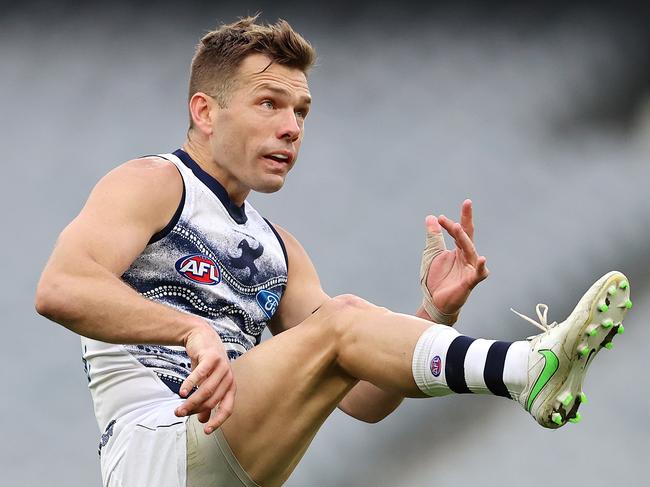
[512,271,631,429]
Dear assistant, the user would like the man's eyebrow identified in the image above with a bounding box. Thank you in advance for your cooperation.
[254,84,312,105]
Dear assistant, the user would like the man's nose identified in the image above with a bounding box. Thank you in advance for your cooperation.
[277,109,301,141]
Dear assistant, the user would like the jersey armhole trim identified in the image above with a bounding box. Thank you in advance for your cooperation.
[148,158,186,245]
[263,218,289,271]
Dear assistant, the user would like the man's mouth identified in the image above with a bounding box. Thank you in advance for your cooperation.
[263,151,294,164]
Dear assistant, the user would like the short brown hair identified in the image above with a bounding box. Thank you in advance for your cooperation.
[188,15,316,124]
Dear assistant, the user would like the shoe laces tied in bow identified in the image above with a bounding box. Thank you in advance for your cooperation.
[510,303,558,337]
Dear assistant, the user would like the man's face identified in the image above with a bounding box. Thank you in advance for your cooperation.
[208,53,311,194]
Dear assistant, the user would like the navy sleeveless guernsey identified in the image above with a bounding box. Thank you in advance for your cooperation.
[81,149,288,479]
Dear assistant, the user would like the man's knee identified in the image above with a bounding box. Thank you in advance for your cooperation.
[317,294,385,348]
[318,294,375,324]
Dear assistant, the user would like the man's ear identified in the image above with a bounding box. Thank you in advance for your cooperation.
[189,92,215,136]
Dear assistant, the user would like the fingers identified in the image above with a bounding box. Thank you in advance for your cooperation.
[438,215,479,265]
[460,199,474,241]
[175,356,232,418]
[423,215,446,256]
[182,366,228,416]
[424,214,442,234]
[178,358,213,400]
[177,327,236,435]
[197,409,211,424]
[471,255,490,286]
[204,386,236,434]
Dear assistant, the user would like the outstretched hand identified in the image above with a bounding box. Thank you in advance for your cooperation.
[420,199,489,320]
[174,322,236,435]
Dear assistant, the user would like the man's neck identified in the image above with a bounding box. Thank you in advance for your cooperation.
[182,139,249,206]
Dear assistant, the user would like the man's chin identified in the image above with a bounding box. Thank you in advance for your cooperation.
[253,177,286,194]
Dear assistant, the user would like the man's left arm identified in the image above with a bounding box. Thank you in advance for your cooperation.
[416,199,489,325]
[268,201,488,423]
[336,200,489,422]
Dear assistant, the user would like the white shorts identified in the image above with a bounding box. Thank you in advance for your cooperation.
[104,404,187,487]
[186,415,261,487]
[103,404,259,487]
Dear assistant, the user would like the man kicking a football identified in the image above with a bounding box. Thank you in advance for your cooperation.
[35,16,631,487]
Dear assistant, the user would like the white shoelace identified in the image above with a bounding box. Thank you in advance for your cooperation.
[510,303,559,335]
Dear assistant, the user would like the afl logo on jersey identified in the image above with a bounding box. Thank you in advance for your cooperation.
[175,254,221,285]
[256,289,280,319]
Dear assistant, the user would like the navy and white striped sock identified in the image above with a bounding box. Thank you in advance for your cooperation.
[412,325,529,399]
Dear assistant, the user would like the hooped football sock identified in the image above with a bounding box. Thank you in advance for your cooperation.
[412,324,528,399]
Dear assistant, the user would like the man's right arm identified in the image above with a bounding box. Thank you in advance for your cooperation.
[35,158,235,433]
[35,157,196,342]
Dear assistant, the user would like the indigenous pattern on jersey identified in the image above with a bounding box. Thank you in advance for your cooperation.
[81,149,288,445]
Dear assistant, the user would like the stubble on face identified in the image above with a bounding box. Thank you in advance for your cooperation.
[208,54,312,202]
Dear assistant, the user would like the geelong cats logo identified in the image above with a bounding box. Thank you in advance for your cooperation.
[256,290,280,319]
[175,254,221,285]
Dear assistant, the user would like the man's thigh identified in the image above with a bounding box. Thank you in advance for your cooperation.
[217,307,359,487]
[186,414,260,487]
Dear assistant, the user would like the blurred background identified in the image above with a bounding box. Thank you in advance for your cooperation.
[3,0,648,485]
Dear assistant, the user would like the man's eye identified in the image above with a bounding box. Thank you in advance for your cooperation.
[295,110,306,119]
[261,100,274,109]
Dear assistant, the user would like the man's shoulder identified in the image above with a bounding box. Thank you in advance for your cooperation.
[118,155,181,181]
[88,156,184,225]
[266,223,306,260]
[103,156,183,196]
